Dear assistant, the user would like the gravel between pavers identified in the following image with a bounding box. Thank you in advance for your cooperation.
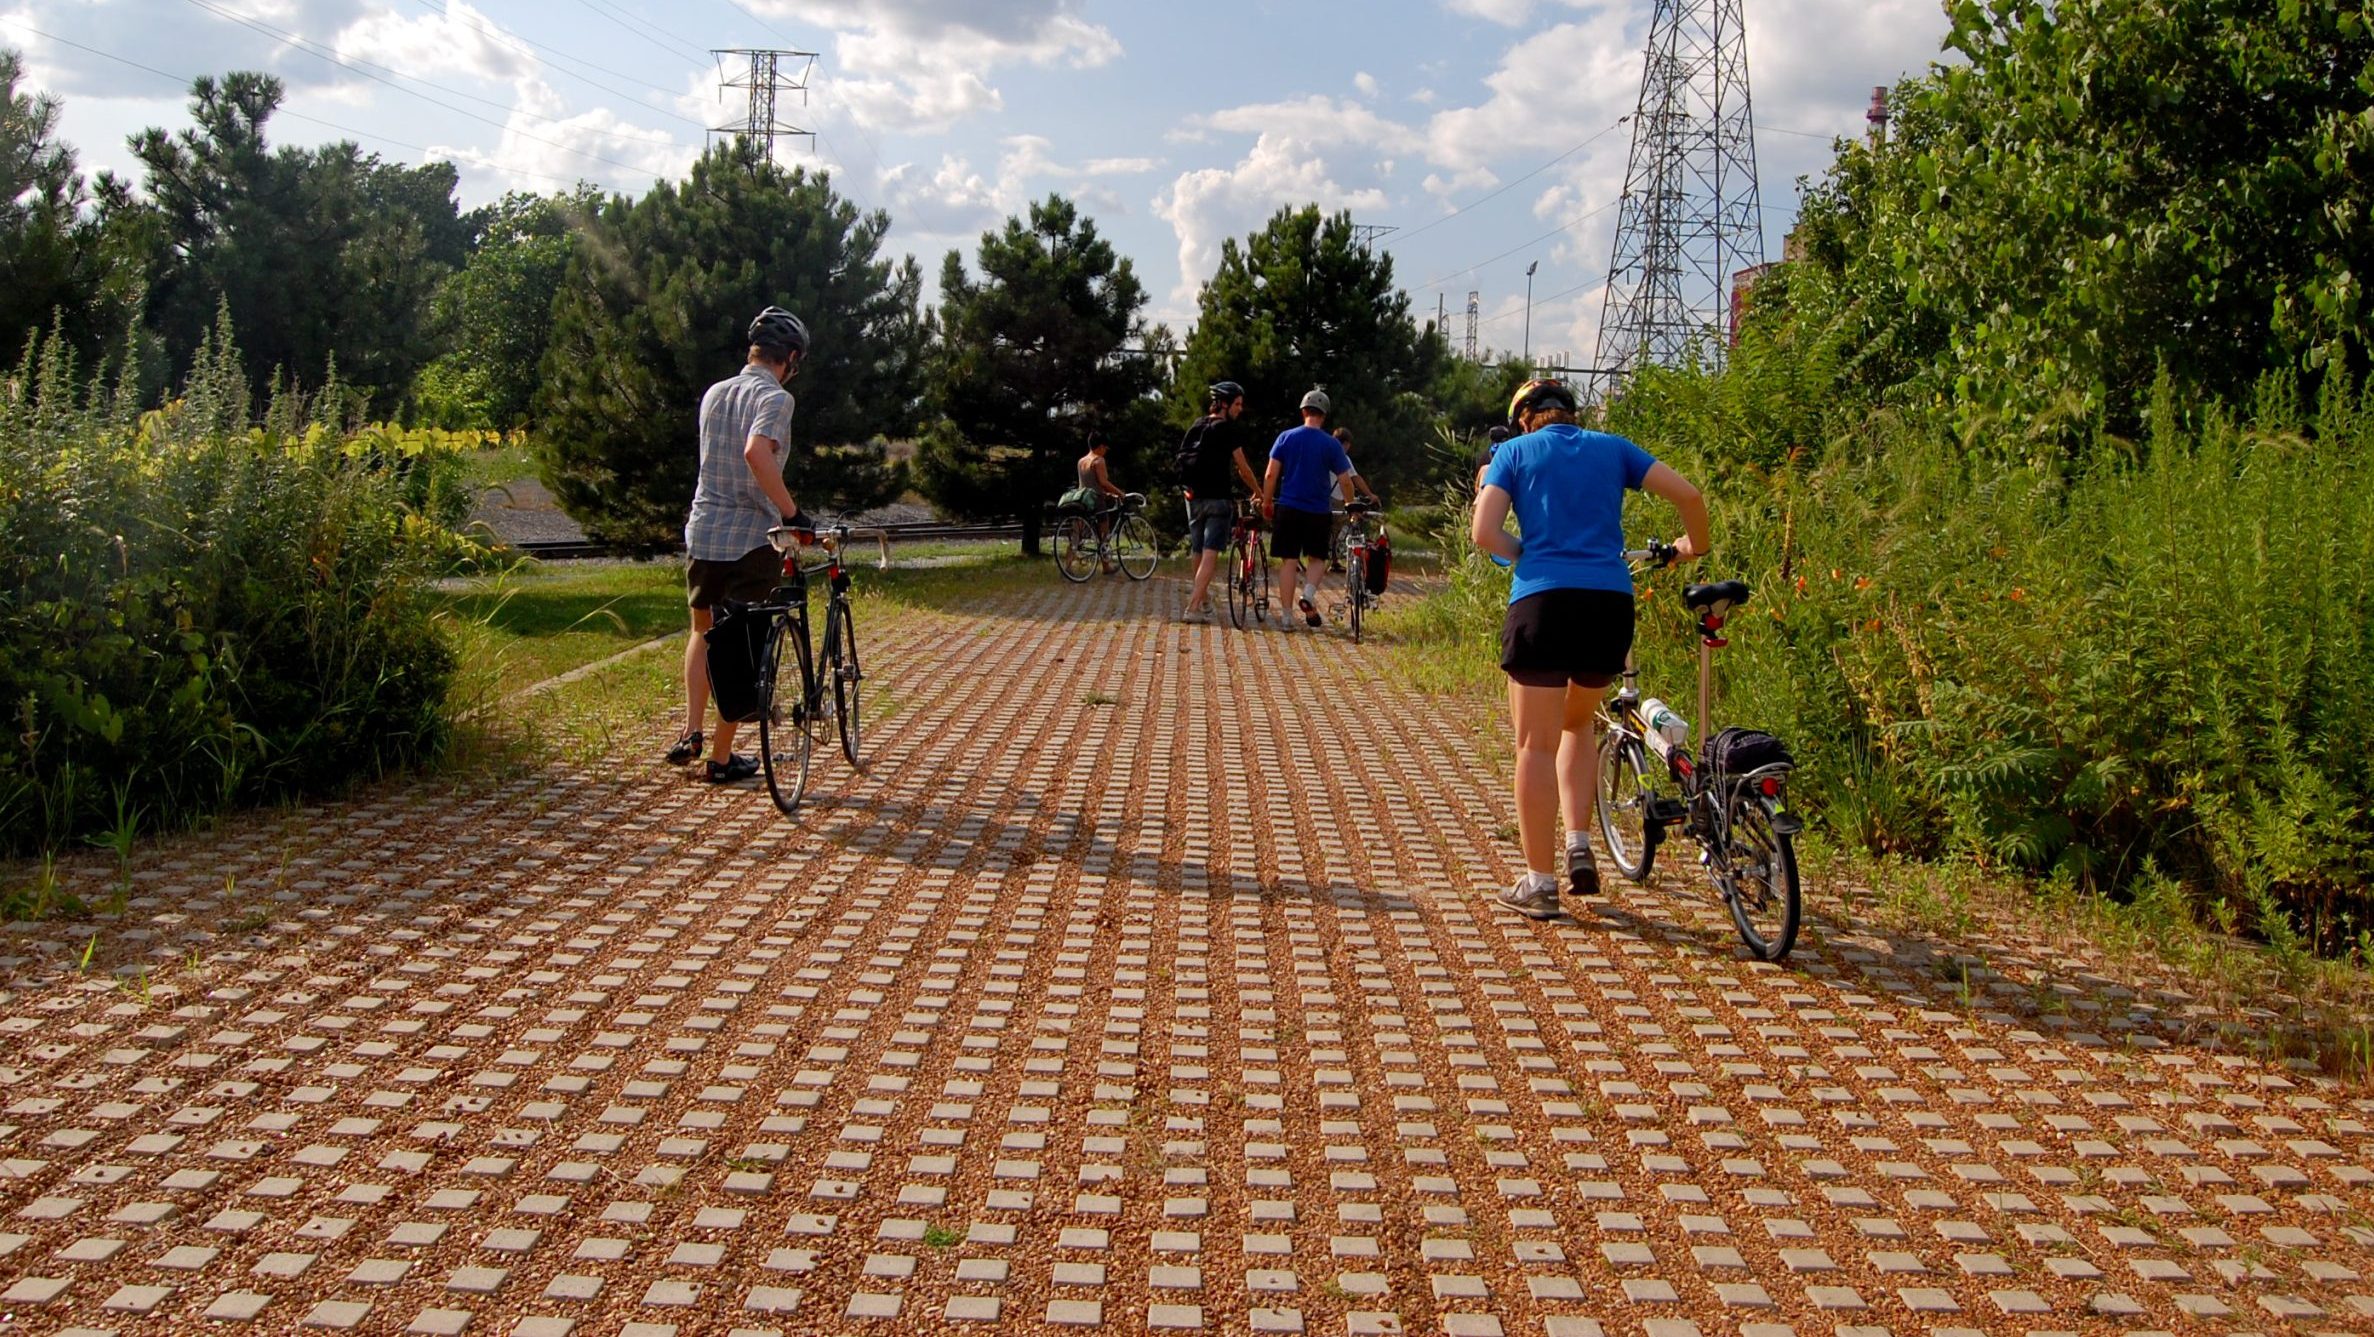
[3,572,2372,1337]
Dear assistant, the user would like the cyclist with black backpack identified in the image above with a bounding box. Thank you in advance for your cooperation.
[1177,380,1261,621]
[668,306,813,784]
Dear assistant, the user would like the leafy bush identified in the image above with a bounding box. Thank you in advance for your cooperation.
[1408,349,2374,949]
[1,320,459,859]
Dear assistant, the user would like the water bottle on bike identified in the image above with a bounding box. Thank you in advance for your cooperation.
[1640,698,1689,760]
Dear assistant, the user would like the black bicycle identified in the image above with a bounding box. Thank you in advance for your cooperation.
[1056,492,1158,582]
[1596,540,1805,960]
[750,521,889,815]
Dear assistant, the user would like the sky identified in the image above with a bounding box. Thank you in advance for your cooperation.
[4,0,1952,368]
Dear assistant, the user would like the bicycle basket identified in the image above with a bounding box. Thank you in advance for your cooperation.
[1705,726,1793,781]
[1364,535,1392,596]
[704,601,772,724]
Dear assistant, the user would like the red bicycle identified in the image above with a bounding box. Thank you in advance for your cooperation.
[1336,500,1389,644]
[1225,501,1271,629]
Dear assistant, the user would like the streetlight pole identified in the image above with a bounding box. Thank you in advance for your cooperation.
[1523,260,1539,364]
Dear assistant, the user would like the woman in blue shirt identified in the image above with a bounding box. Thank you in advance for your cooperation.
[1470,378,1710,920]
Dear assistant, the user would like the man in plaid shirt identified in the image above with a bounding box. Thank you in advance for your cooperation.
[669,306,811,784]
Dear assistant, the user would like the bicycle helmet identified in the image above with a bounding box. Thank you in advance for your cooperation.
[1506,376,1577,424]
[748,306,810,357]
[1300,388,1331,416]
[1208,379,1245,406]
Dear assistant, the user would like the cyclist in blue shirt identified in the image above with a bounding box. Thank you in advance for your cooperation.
[1471,378,1709,920]
[1260,389,1369,628]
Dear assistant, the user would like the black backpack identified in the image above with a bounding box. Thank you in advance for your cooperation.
[1705,726,1794,779]
[703,601,772,724]
[1172,416,1213,486]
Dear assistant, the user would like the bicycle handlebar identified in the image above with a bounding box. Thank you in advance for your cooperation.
[1623,539,1680,570]
[767,522,893,571]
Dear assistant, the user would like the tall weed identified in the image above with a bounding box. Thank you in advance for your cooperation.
[1,320,461,862]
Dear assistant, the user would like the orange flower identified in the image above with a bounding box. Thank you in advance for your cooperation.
[1853,576,1873,591]
[2007,587,2027,602]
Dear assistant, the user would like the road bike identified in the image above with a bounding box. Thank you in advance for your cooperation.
[750,521,889,815]
[1596,541,1805,960]
[1331,500,1387,644]
[1225,500,1272,629]
[1055,492,1158,582]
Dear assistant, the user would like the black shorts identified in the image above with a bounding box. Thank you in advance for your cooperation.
[1270,506,1333,560]
[687,545,780,610]
[1501,588,1635,688]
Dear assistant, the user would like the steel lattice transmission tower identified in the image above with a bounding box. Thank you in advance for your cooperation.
[711,48,818,165]
[1593,0,1763,386]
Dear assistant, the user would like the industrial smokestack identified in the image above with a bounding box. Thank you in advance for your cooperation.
[1866,86,1890,146]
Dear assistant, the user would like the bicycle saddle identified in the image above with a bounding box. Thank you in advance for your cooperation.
[1684,580,1751,616]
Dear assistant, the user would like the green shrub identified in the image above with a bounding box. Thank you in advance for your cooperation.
[1,320,459,860]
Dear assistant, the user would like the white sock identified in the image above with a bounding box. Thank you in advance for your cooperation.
[1566,832,1591,854]
[1519,870,1557,893]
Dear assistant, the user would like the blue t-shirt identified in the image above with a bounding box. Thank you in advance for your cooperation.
[1268,426,1353,514]
[1481,424,1657,602]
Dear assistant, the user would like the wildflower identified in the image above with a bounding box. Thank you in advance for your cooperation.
[2007,587,2027,603]
[1853,577,1873,591]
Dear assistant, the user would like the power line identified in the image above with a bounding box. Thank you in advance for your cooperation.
[12,23,598,190]
[1414,198,1621,292]
[1388,117,1627,246]
[396,0,708,126]
[179,0,686,178]
[571,0,710,64]
[183,0,680,147]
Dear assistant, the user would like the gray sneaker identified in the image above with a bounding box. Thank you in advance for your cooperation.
[1496,875,1560,920]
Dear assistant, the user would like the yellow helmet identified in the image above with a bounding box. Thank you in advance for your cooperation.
[1506,377,1578,426]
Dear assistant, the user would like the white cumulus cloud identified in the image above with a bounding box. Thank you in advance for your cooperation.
[1154,134,1391,308]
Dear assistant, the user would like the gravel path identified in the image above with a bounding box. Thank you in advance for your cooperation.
[2,573,2369,1336]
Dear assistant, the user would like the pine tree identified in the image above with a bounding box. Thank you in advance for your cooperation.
[917,194,1162,555]
[1173,206,1449,496]
[534,147,923,546]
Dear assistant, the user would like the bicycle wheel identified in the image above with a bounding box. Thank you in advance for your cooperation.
[1596,731,1659,881]
[1055,516,1097,582]
[1113,515,1158,580]
[1226,538,1249,628]
[830,598,862,765]
[1722,792,1802,961]
[1252,536,1272,622]
[757,614,815,815]
[1346,549,1366,644]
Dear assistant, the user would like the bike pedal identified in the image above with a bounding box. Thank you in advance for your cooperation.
[1647,797,1689,825]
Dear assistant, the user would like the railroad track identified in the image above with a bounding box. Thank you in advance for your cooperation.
[510,520,1027,561]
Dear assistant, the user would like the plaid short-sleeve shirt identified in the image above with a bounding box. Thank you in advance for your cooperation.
[685,364,796,561]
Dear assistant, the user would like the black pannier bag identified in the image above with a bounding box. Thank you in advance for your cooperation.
[1705,725,1793,778]
[703,601,772,724]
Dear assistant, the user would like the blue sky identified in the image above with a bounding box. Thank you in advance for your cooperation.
[7,1,1950,364]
